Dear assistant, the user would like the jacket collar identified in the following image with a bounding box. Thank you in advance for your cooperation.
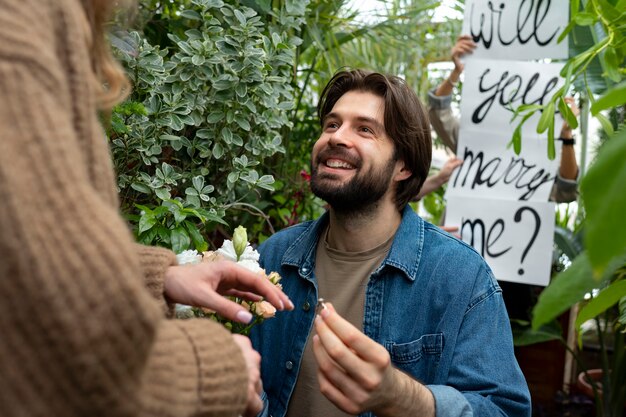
[281,205,424,282]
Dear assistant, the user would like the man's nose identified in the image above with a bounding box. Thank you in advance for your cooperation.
[328,125,352,147]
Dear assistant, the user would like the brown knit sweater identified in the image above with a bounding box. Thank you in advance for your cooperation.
[0,0,248,416]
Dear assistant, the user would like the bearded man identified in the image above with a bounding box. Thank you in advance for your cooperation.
[250,70,531,417]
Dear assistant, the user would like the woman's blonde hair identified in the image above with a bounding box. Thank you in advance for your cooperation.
[82,0,131,111]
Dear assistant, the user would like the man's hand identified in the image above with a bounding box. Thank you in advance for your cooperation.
[312,303,435,416]
[451,34,477,76]
[231,335,263,417]
[164,261,294,323]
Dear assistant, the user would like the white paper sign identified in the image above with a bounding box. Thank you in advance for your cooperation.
[460,59,564,135]
[446,129,561,201]
[461,0,569,60]
[445,196,555,285]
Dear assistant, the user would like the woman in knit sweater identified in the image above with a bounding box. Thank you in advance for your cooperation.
[0,1,292,416]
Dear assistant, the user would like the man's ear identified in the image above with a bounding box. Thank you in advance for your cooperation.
[394,161,412,181]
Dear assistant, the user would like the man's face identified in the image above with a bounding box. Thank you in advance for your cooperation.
[310,90,406,213]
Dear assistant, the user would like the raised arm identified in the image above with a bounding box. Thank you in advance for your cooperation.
[428,35,477,152]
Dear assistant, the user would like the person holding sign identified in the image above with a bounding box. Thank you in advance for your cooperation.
[428,35,579,203]
[250,69,531,417]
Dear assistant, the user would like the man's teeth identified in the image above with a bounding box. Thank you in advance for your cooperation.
[326,159,353,169]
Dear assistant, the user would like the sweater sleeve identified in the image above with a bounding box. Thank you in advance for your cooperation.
[0,2,247,416]
[427,89,460,153]
[134,243,178,316]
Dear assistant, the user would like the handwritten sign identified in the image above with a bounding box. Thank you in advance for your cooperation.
[460,59,564,135]
[461,0,569,60]
[445,196,555,285]
[446,130,562,201]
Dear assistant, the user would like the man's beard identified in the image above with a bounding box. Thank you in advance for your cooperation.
[310,150,396,214]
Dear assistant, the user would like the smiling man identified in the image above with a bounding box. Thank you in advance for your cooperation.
[250,70,531,417]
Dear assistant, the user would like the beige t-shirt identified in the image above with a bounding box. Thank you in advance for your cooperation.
[285,227,394,417]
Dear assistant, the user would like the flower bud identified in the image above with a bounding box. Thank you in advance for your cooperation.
[233,225,248,261]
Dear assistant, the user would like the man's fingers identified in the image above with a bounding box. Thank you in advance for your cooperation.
[318,303,388,363]
[315,361,360,415]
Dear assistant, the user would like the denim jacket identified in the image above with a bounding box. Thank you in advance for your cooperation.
[250,207,531,417]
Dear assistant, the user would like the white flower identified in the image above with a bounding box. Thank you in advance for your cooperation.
[237,259,264,274]
[217,240,260,263]
[176,249,202,265]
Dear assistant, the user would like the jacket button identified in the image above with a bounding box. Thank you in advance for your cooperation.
[302,267,308,273]
[285,361,293,370]
[303,301,310,311]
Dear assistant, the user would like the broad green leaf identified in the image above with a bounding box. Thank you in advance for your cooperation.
[591,81,626,115]
[138,215,157,234]
[532,252,597,329]
[576,281,626,330]
[582,128,626,273]
[155,188,171,201]
[184,221,208,252]
[512,320,563,347]
[170,226,191,254]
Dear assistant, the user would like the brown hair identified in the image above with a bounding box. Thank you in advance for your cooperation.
[81,0,131,111]
[317,69,432,211]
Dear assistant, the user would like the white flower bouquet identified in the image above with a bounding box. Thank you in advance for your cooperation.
[175,226,282,335]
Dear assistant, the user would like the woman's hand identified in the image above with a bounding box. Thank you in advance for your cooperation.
[164,261,294,323]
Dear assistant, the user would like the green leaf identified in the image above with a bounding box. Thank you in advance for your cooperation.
[233,9,247,26]
[512,320,563,347]
[557,98,578,129]
[574,12,596,25]
[180,10,202,20]
[596,113,614,136]
[532,252,597,329]
[547,117,556,160]
[582,128,626,274]
[512,126,522,154]
[235,116,251,131]
[159,134,181,142]
[576,281,626,330]
[170,226,191,254]
[602,47,621,83]
[206,112,224,124]
[184,221,208,252]
[155,188,171,200]
[536,102,554,134]
[591,81,626,115]
[138,215,157,234]
[192,55,206,66]
[131,183,151,194]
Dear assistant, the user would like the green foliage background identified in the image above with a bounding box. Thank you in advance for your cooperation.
[109,0,461,250]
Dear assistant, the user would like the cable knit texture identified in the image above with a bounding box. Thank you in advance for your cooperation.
[0,0,248,415]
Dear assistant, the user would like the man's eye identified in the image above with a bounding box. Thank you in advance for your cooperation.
[361,127,373,134]
[326,122,339,129]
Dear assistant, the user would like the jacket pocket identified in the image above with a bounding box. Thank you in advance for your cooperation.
[384,333,443,382]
